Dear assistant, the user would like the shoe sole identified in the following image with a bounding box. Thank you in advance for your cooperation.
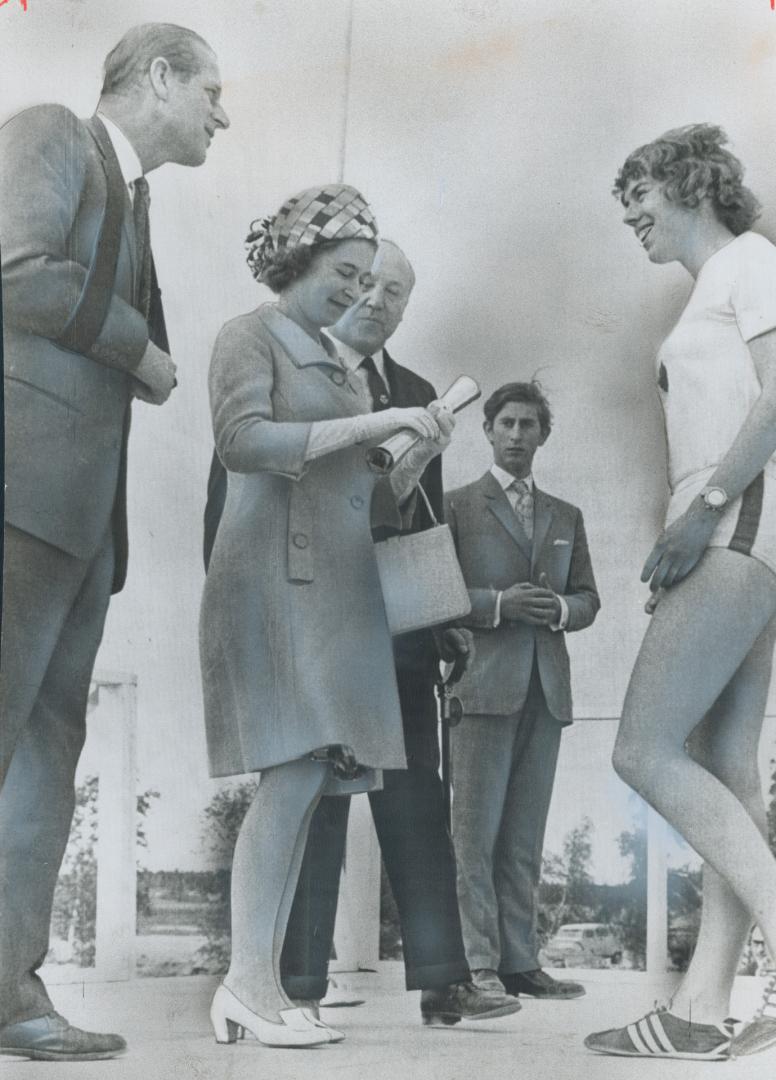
[422,1012,461,1027]
[731,1032,776,1058]
[0,1047,127,1061]
[585,1043,728,1062]
[518,989,586,1000]
[423,1001,522,1026]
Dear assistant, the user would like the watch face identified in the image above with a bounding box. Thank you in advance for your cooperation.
[705,487,727,509]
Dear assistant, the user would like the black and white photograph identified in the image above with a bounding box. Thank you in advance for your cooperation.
[2,1,776,1077]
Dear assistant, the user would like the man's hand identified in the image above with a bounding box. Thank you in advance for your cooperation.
[438,627,473,662]
[434,627,474,683]
[132,340,177,405]
[501,578,561,626]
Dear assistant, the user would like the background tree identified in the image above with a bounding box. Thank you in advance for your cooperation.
[539,816,595,945]
[135,788,160,923]
[50,775,99,966]
[195,780,259,971]
[51,778,161,965]
[616,824,647,970]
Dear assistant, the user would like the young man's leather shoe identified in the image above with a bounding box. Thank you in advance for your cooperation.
[502,968,585,999]
[420,979,522,1026]
[469,968,507,993]
[0,1012,127,1061]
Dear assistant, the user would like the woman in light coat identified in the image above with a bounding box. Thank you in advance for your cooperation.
[200,185,451,1048]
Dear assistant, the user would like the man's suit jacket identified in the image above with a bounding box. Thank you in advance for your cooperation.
[0,105,163,592]
[445,471,599,722]
[202,346,444,769]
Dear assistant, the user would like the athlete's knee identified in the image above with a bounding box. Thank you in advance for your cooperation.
[688,735,764,811]
[611,729,654,794]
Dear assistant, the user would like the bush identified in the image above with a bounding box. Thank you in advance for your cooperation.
[195,780,259,972]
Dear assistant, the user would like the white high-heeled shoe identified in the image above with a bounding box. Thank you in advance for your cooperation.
[210,984,342,1048]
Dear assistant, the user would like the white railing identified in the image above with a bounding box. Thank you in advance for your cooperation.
[43,697,772,982]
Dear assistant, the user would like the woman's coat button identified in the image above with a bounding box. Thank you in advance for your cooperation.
[350,495,364,509]
[292,532,309,549]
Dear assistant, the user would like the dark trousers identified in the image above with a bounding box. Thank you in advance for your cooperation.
[280,765,470,1000]
[0,525,114,1027]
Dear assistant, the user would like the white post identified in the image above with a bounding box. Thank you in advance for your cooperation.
[92,675,138,981]
[646,806,668,976]
[331,793,381,970]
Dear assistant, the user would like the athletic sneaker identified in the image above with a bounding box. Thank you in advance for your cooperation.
[584,1006,733,1061]
[731,973,776,1057]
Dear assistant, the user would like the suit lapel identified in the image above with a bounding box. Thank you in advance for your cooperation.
[530,487,555,572]
[84,116,137,284]
[481,472,533,562]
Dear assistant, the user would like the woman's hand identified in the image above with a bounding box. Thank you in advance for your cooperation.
[641,501,718,591]
[427,401,456,451]
[644,588,663,615]
[361,406,442,443]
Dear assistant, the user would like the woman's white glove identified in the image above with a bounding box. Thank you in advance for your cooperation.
[306,405,443,462]
[390,401,456,503]
[394,401,455,466]
[353,405,442,444]
[426,400,455,452]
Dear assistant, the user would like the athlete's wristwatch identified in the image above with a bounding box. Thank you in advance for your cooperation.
[699,485,729,512]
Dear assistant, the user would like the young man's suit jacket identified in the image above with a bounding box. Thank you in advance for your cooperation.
[1,105,166,591]
[445,471,599,722]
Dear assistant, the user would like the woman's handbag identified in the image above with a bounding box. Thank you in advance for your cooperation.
[374,485,471,635]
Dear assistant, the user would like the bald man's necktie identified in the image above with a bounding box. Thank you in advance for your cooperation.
[359,355,391,412]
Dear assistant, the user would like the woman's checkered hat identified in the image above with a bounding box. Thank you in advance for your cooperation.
[246,184,378,280]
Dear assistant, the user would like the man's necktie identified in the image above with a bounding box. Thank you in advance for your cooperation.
[132,176,152,319]
[509,478,534,540]
[359,355,391,412]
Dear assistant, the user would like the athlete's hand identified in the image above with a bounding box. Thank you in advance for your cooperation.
[641,501,717,592]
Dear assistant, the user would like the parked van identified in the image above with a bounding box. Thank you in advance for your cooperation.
[543,923,622,967]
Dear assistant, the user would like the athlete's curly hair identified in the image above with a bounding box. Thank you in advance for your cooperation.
[613,123,760,235]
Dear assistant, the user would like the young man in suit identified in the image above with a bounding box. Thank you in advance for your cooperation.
[203,241,521,1027]
[445,381,600,1002]
[0,23,229,1060]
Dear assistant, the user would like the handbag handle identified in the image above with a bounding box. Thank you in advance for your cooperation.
[415,482,439,528]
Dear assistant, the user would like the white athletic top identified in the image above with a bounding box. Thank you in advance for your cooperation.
[659,231,776,491]
[658,232,776,572]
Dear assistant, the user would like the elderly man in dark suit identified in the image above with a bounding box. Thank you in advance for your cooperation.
[446,381,600,1003]
[203,241,520,1027]
[0,23,229,1060]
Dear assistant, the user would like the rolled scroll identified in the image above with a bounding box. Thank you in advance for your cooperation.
[366,374,481,474]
